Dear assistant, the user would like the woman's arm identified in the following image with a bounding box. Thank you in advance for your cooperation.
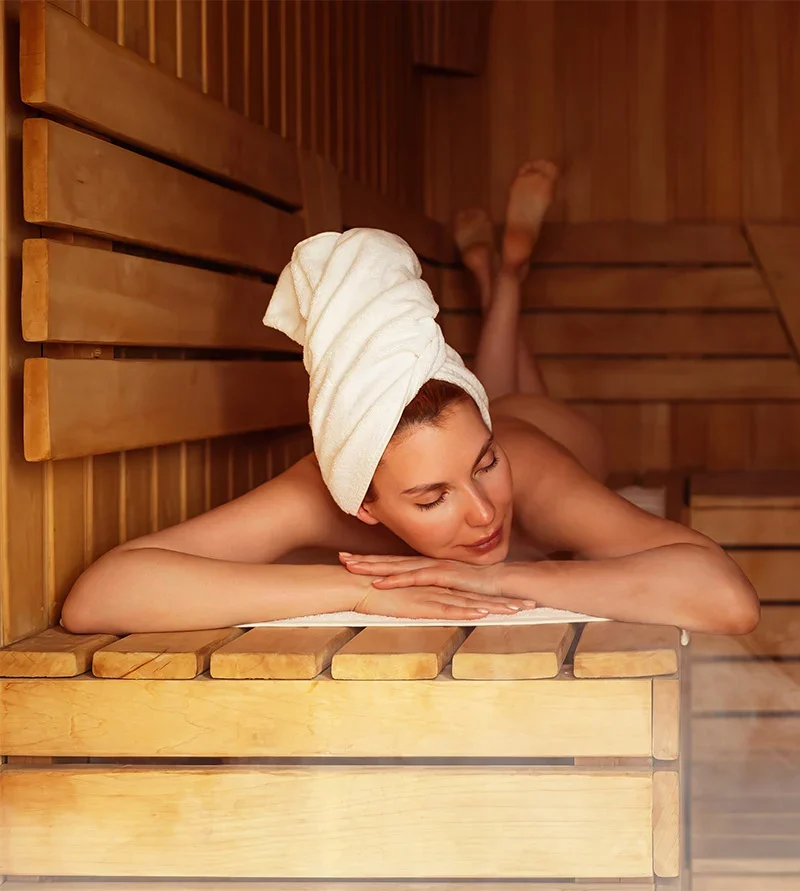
[500,424,760,635]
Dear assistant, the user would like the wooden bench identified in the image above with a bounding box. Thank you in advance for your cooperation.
[688,471,800,887]
[0,620,685,887]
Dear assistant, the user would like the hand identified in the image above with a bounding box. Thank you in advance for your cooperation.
[353,584,532,621]
[340,552,536,608]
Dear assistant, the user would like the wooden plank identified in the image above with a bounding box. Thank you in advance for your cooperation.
[689,508,800,546]
[653,770,680,877]
[21,238,299,351]
[694,876,800,890]
[0,674,654,758]
[542,359,800,401]
[451,624,575,680]
[92,629,242,679]
[438,266,772,312]
[729,550,800,601]
[0,626,117,677]
[0,884,658,891]
[23,358,308,461]
[23,118,303,275]
[331,627,467,680]
[19,0,301,207]
[296,148,343,235]
[574,624,679,679]
[691,470,800,499]
[0,765,654,878]
[530,223,751,265]
[693,495,800,509]
[747,225,800,359]
[692,716,800,760]
[210,627,356,679]
[652,677,680,761]
[692,606,800,658]
[692,661,800,713]
[339,172,455,264]
[440,312,789,357]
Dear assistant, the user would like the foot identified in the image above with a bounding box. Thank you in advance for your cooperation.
[501,160,558,277]
[453,208,494,301]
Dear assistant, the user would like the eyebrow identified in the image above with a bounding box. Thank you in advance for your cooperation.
[401,436,495,497]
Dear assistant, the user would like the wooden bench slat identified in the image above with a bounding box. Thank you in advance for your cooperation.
[440,311,789,357]
[748,225,800,360]
[729,550,800,601]
[692,716,800,760]
[652,677,680,761]
[0,884,658,891]
[653,770,681,877]
[330,627,467,680]
[23,118,304,275]
[530,222,752,265]
[689,508,800,546]
[0,627,118,677]
[691,470,800,499]
[542,359,800,401]
[451,624,575,679]
[23,358,308,461]
[692,661,800,713]
[692,605,800,658]
[439,266,773,311]
[573,624,680,678]
[92,629,243,679]
[19,0,302,207]
[210,627,357,679]
[0,675,654,758]
[339,172,455,265]
[0,765,654,878]
[22,238,298,351]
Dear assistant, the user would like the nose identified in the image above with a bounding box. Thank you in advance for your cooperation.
[464,485,496,528]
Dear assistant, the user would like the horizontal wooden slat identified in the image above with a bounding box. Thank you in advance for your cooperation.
[0,674,654,757]
[692,606,800,658]
[692,661,800,713]
[210,627,357,679]
[438,266,773,311]
[440,312,789,357]
[19,0,301,206]
[451,624,575,679]
[22,239,298,350]
[691,470,800,499]
[692,840,800,876]
[531,222,752,265]
[692,716,800,760]
[542,359,800,401]
[92,629,243,679]
[23,118,303,275]
[693,879,800,891]
[339,172,455,264]
[0,627,118,677]
[23,357,308,461]
[0,884,658,891]
[0,765,654,878]
[690,508,800,546]
[729,550,800,601]
[331,627,467,679]
[573,624,680,678]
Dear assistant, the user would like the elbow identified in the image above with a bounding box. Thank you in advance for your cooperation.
[697,545,761,636]
[59,549,131,635]
[720,588,760,636]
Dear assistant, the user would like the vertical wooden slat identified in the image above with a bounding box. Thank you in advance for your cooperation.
[706,404,753,471]
[88,0,118,41]
[246,0,263,124]
[179,0,204,90]
[225,0,245,114]
[778,1,800,220]
[123,0,150,58]
[265,0,282,134]
[154,0,178,76]
[204,0,224,102]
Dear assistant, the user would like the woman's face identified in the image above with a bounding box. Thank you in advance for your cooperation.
[357,401,514,564]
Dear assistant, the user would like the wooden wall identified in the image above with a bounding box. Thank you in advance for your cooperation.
[422,0,800,478]
[0,0,424,646]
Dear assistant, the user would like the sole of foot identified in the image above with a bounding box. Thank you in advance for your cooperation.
[502,160,559,274]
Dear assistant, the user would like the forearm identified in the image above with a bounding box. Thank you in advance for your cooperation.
[500,543,760,635]
[62,547,372,635]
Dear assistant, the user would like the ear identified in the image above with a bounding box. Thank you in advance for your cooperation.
[356,504,381,525]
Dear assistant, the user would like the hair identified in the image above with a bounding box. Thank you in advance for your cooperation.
[362,379,472,504]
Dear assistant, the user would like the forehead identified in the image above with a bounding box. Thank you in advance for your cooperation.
[378,402,490,482]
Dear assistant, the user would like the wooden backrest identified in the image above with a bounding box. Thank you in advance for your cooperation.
[19,0,454,464]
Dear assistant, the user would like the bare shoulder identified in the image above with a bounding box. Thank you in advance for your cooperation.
[116,450,412,564]
[493,417,706,559]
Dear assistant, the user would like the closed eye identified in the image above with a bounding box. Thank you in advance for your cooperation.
[416,452,498,511]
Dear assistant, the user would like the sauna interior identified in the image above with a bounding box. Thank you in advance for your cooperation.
[1,0,800,888]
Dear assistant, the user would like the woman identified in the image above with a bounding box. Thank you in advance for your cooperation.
[61,162,759,636]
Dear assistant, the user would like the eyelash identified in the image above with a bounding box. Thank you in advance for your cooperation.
[416,452,499,511]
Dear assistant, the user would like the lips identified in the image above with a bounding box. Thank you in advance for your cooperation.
[465,525,503,551]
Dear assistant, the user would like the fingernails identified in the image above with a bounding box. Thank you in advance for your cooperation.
[506,604,520,611]
[523,600,537,607]
[476,609,489,614]
[339,552,352,558]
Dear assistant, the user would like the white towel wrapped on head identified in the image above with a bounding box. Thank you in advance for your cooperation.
[263,228,492,515]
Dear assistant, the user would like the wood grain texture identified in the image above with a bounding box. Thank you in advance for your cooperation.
[23,358,308,461]
[0,674,655,758]
[691,660,800,713]
[0,884,659,891]
[748,225,800,360]
[689,507,800,546]
[653,770,681,877]
[652,677,680,761]
[451,624,576,680]
[0,765,654,878]
[729,550,800,601]
[574,623,680,678]
[0,626,117,677]
[692,606,800,659]
[23,118,303,274]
